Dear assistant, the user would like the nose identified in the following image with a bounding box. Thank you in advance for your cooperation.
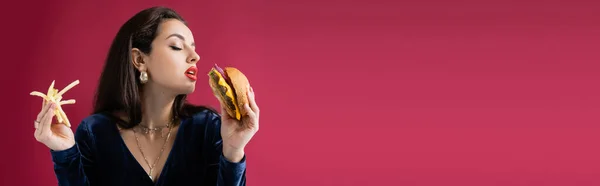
[188,51,200,63]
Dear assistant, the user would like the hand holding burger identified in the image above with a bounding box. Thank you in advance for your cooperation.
[208,64,260,163]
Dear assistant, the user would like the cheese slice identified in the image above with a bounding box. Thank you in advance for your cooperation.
[213,70,241,120]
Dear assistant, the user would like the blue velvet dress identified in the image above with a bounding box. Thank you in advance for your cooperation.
[50,109,246,186]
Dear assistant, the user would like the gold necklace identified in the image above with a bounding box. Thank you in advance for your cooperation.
[138,125,170,138]
[132,120,174,181]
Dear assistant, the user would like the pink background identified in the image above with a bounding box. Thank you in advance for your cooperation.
[2,0,600,185]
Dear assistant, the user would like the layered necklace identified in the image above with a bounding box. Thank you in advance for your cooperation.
[132,118,176,181]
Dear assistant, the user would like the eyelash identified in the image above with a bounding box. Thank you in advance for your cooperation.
[170,46,182,51]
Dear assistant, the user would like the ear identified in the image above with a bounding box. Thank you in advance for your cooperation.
[131,48,148,71]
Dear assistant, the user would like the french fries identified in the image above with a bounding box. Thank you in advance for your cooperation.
[30,80,79,127]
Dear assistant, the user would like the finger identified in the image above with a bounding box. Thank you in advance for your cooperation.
[243,103,257,120]
[36,101,53,122]
[38,103,57,137]
[35,102,54,129]
[247,86,259,114]
[35,103,54,139]
[243,103,259,130]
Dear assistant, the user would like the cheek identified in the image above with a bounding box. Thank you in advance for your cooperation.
[147,51,187,81]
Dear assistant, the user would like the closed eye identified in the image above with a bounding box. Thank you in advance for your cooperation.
[170,46,182,51]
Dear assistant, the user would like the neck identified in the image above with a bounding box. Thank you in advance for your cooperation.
[140,83,177,129]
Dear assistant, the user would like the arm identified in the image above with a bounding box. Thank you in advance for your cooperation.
[207,112,247,186]
[50,121,94,186]
[217,150,247,186]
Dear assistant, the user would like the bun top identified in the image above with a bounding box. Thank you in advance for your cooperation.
[225,67,250,116]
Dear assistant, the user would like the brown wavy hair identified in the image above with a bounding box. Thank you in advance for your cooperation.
[92,6,216,129]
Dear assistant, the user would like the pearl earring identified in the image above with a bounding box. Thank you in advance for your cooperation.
[140,71,148,84]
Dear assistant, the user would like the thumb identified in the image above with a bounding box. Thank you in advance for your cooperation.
[217,99,232,120]
[220,103,227,116]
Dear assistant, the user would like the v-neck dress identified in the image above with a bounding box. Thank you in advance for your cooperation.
[50,110,246,186]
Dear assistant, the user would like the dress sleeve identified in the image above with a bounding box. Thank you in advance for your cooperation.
[204,112,247,186]
[50,120,95,186]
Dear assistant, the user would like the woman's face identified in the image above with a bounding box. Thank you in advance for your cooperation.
[135,19,200,95]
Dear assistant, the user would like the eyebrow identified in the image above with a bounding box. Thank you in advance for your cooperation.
[166,33,195,47]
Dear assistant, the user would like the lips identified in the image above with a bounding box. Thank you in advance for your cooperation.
[185,66,198,81]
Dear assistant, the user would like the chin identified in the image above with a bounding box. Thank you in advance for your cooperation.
[168,82,196,95]
[180,84,196,95]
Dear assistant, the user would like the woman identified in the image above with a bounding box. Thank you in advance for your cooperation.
[32,6,259,186]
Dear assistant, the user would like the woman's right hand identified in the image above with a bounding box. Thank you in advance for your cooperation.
[34,101,75,151]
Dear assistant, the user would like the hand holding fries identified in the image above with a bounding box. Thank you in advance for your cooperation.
[30,80,79,127]
[31,80,79,151]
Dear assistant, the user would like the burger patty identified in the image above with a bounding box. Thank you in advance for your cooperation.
[210,71,238,113]
[219,84,237,113]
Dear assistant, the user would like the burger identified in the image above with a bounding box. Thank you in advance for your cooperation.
[207,64,250,120]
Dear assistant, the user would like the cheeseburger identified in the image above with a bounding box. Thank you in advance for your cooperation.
[208,64,250,120]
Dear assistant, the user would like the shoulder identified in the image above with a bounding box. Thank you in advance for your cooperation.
[75,112,117,135]
[184,109,221,129]
[177,108,223,141]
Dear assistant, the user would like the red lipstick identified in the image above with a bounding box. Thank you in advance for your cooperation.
[185,66,198,81]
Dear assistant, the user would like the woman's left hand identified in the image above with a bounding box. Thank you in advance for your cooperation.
[220,86,259,163]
